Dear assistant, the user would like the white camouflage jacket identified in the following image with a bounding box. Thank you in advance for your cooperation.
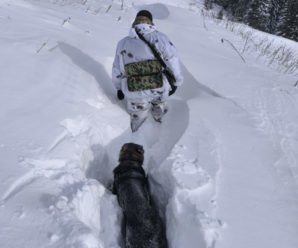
[112,23,183,100]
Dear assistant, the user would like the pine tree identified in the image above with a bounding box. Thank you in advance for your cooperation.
[212,0,298,42]
[231,0,251,22]
[204,0,214,10]
[277,0,298,41]
[214,0,232,9]
[265,0,285,33]
[244,0,271,32]
[213,0,251,22]
[217,8,224,20]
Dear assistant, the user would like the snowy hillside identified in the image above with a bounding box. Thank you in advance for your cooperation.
[1,0,298,248]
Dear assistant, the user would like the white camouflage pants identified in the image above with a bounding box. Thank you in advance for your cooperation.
[127,97,168,132]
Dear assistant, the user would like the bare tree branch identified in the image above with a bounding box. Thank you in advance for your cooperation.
[221,38,246,63]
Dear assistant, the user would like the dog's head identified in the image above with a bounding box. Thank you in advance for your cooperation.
[119,143,144,165]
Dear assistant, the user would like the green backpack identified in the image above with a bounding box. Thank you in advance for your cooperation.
[124,59,163,92]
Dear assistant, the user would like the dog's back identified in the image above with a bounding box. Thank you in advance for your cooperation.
[113,143,168,248]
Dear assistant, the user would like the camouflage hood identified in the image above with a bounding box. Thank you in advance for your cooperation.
[129,23,157,39]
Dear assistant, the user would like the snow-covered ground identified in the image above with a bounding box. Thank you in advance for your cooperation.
[1,0,298,248]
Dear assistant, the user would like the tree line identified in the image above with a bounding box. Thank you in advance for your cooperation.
[204,0,298,42]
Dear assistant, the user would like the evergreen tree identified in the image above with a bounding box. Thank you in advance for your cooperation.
[277,0,298,41]
[268,0,285,33]
[231,0,251,22]
[217,8,224,20]
[213,0,251,22]
[214,0,232,9]
[244,0,271,32]
[204,0,214,10]
[212,0,298,42]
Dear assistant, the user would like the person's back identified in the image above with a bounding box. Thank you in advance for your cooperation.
[112,10,183,132]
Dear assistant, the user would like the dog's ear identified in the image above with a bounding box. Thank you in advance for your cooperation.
[120,143,131,157]
[135,145,144,155]
[121,143,129,152]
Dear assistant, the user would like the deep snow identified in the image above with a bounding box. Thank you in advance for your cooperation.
[1,0,298,248]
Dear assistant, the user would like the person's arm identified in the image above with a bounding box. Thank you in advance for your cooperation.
[158,34,183,87]
[112,44,122,90]
[112,41,125,100]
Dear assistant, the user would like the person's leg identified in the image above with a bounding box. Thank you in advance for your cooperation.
[151,98,168,123]
[127,99,150,132]
[150,89,169,123]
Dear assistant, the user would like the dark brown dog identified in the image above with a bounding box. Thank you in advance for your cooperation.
[113,143,168,248]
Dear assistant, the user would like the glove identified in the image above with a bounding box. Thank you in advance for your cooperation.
[169,85,177,96]
[117,90,125,100]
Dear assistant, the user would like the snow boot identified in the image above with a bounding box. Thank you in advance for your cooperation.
[151,102,168,123]
[130,113,147,132]
[127,101,150,132]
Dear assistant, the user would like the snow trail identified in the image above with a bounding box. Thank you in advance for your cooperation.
[82,24,228,245]
[1,1,298,248]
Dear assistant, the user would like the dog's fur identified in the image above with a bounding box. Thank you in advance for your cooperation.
[113,143,168,248]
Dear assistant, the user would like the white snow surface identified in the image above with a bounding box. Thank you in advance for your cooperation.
[1,0,298,248]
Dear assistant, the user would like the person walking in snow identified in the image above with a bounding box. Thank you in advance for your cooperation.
[112,10,183,132]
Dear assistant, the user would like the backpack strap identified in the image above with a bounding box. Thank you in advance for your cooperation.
[135,28,176,88]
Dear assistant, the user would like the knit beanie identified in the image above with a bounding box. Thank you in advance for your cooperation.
[136,10,153,22]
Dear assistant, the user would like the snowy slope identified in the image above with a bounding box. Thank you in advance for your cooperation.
[1,0,298,248]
